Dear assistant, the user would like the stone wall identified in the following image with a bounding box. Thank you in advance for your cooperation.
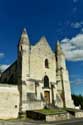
[62,70,74,108]
[46,113,70,122]
[75,111,83,118]
[24,101,44,111]
[30,37,56,82]
[27,110,71,122]
[0,84,19,119]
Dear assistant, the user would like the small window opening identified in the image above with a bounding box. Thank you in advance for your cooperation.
[21,46,22,51]
[15,105,17,108]
[45,59,49,68]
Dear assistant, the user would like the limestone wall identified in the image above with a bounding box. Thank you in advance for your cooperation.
[75,111,83,118]
[30,37,56,83]
[0,84,19,119]
[46,113,70,122]
[62,70,74,108]
[23,101,44,111]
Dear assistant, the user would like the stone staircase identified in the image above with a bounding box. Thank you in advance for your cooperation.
[45,103,58,109]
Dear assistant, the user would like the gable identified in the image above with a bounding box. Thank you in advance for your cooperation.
[30,36,56,81]
[31,36,54,57]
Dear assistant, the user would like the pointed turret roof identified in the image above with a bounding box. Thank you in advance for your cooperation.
[18,28,30,45]
[56,41,64,55]
[57,41,62,50]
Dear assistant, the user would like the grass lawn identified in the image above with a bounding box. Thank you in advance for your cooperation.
[36,108,66,115]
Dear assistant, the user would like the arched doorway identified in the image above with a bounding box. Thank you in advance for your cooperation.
[44,76,50,104]
[44,91,50,104]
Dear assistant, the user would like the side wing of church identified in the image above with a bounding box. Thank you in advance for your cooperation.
[0,28,74,117]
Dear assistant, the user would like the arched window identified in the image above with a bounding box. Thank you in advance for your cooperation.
[44,75,49,88]
[21,46,22,51]
[45,59,49,68]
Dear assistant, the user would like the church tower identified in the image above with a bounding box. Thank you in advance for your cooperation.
[17,28,30,115]
[56,41,74,108]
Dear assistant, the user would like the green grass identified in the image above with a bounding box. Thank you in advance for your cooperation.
[36,108,66,115]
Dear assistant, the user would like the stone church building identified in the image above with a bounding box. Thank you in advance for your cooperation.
[0,28,74,119]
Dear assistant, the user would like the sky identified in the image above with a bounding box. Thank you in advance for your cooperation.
[0,0,83,95]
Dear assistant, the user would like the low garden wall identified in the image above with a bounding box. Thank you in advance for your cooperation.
[66,108,83,118]
[46,113,70,122]
[27,109,83,122]
[75,110,83,118]
[26,110,71,122]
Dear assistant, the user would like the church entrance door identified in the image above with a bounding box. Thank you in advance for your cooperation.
[44,91,50,104]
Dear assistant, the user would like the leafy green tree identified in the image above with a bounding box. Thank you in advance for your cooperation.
[72,94,83,109]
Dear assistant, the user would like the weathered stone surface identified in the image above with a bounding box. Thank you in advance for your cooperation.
[0,84,19,119]
[75,111,83,118]
[46,113,70,122]
[27,110,71,122]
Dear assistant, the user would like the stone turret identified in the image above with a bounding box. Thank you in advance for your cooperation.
[18,28,30,82]
[56,41,74,108]
[18,28,30,45]
[56,41,65,94]
[56,41,66,70]
[17,28,30,115]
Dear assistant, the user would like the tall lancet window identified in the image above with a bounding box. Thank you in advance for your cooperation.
[21,46,22,51]
[44,75,49,88]
[45,59,49,68]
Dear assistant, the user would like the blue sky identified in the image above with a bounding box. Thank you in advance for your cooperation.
[0,0,83,95]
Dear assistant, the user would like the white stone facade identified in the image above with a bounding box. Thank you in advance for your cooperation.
[0,84,19,119]
[0,28,74,118]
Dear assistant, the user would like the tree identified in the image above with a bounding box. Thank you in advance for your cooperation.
[72,94,83,109]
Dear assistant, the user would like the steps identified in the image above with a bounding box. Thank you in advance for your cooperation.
[45,104,58,109]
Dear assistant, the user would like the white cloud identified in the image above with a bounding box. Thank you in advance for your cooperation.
[70,75,83,86]
[61,34,83,61]
[71,77,83,85]
[0,53,5,58]
[0,64,10,72]
[71,22,83,29]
